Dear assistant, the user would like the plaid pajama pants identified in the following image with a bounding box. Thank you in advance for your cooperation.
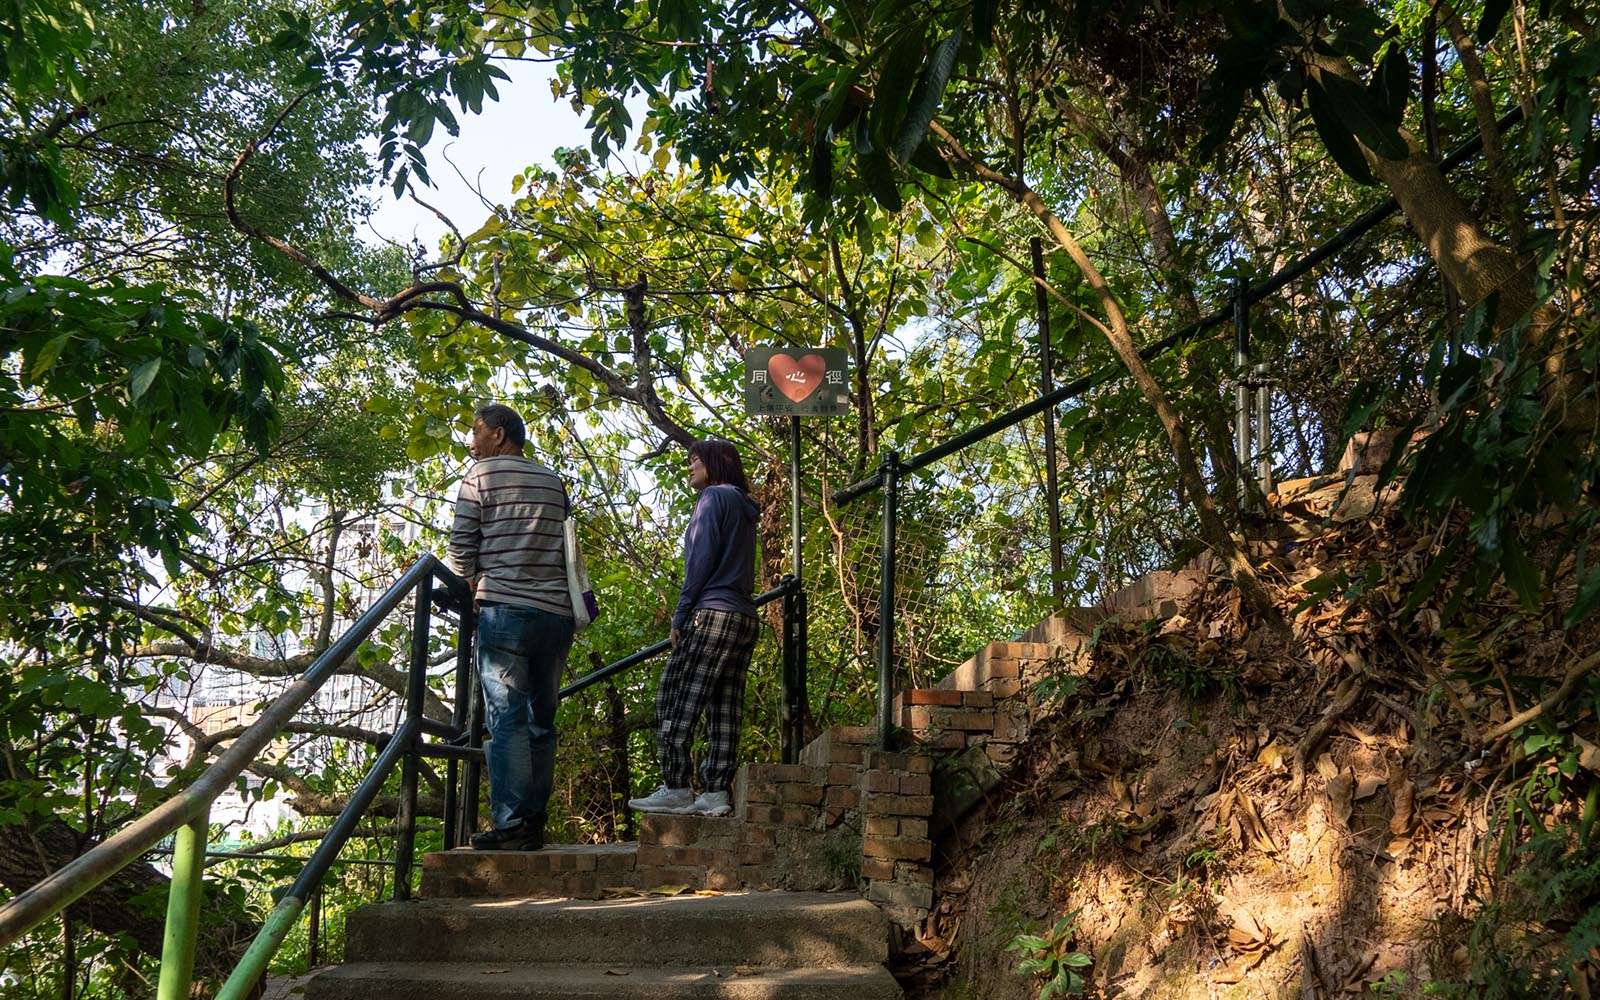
[655,608,761,791]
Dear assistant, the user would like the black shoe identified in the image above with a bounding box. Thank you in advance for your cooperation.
[470,820,544,851]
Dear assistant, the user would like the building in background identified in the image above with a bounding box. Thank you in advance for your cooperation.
[144,507,427,845]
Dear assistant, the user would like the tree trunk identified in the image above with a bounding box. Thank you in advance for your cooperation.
[929,121,1286,631]
[1311,54,1576,420]
[1056,98,1243,508]
[0,815,257,989]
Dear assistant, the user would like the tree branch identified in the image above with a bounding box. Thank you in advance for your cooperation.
[224,91,697,448]
[928,119,1284,630]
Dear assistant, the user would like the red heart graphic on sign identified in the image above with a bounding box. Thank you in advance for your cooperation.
[768,353,827,403]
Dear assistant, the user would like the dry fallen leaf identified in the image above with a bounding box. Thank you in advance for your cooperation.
[1257,741,1289,772]
[1315,753,1339,781]
[1219,788,1279,855]
[1326,769,1354,829]
[1354,769,1387,800]
[1575,734,1600,774]
[1214,901,1278,985]
[1389,776,1415,836]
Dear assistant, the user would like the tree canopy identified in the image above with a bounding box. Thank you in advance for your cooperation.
[2,0,1597,994]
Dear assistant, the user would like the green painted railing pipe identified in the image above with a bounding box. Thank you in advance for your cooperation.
[0,557,444,951]
[215,714,421,998]
[215,896,305,1000]
[155,810,208,1000]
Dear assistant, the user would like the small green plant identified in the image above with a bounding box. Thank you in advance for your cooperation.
[819,825,862,885]
[1368,969,1411,996]
[1007,909,1093,998]
[1032,669,1082,706]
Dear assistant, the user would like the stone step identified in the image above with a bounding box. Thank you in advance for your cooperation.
[306,962,902,1000]
[344,892,892,969]
[933,640,1074,694]
[421,842,639,899]
[1104,568,1206,620]
[1011,606,1106,645]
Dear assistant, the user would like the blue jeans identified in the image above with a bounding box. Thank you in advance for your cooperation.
[476,602,574,830]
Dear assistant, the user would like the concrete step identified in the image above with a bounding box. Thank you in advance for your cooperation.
[421,842,639,899]
[345,892,891,969]
[306,962,902,1000]
[933,640,1074,694]
[1105,568,1206,619]
[1011,606,1106,645]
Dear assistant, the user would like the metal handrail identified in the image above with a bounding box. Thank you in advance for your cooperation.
[831,106,1525,507]
[832,109,1524,744]
[216,714,422,999]
[0,554,470,1000]
[558,579,794,699]
[0,555,448,949]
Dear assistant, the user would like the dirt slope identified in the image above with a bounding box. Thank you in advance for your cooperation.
[909,475,1598,998]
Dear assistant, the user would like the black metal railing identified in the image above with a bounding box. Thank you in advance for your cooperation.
[833,108,1524,745]
[0,554,477,997]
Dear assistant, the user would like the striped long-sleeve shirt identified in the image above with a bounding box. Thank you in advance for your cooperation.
[448,455,573,617]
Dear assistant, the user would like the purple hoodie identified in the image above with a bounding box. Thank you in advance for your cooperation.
[673,483,759,631]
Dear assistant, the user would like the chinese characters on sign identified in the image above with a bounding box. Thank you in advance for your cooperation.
[743,348,850,416]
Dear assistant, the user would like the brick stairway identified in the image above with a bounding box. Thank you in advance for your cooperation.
[418,733,939,922]
[304,560,1215,999]
[305,890,901,999]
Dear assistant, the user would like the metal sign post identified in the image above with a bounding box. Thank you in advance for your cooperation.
[743,348,848,762]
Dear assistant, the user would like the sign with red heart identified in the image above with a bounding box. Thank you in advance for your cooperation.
[744,347,849,416]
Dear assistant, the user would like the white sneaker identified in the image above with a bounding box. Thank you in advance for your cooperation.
[627,784,693,813]
[683,791,732,816]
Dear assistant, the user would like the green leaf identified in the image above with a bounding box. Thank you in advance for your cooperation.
[1319,71,1408,160]
[30,333,70,379]
[1478,0,1512,44]
[1292,569,1348,615]
[973,0,999,44]
[1370,41,1411,122]
[1564,567,1600,628]
[1305,81,1377,185]
[909,140,953,179]
[871,30,926,145]
[809,134,834,205]
[892,28,963,165]
[1499,530,1540,610]
[858,145,904,212]
[129,358,161,401]
[1400,536,1463,619]
[819,64,865,135]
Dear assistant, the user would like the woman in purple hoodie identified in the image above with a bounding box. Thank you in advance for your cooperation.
[629,439,761,816]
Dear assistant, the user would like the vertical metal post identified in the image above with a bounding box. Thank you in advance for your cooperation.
[462,638,484,840]
[443,606,473,849]
[781,416,806,763]
[876,450,900,749]
[1032,237,1064,603]
[781,586,797,764]
[1232,278,1252,508]
[1254,362,1274,497]
[306,882,321,970]
[394,578,430,900]
[789,417,804,582]
[155,808,208,1000]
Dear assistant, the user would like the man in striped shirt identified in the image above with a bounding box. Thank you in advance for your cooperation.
[449,403,575,851]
